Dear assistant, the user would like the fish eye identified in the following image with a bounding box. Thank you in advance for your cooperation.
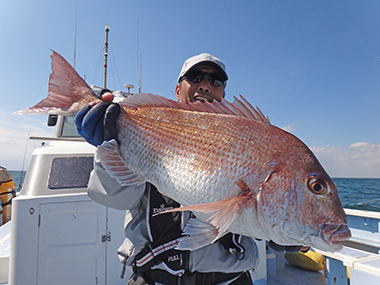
[307,176,327,195]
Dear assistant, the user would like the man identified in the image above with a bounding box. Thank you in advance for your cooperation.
[75,53,301,284]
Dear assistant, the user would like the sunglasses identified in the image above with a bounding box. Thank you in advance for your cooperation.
[181,71,225,87]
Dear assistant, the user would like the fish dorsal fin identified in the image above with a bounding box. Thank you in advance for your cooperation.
[120,93,270,124]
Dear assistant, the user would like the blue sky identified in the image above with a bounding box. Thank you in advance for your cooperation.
[1,0,380,178]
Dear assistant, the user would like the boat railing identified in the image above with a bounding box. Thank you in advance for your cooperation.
[316,209,380,284]
[267,208,380,285]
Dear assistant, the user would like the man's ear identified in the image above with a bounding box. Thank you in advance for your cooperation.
[175,84,180,101]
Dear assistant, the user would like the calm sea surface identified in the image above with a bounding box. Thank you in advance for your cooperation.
[333,178,380,212]
[8,170,27,192]
[6,171,380,213]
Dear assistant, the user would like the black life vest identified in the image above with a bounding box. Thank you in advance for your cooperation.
[133,184,189,273]
[133,184,246,274]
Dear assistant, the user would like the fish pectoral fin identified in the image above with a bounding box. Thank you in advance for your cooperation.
[176,217,226,251]
[157,195,250,235]
[157,196,253,251]
[205,196,248,234]
[97,140,145,186]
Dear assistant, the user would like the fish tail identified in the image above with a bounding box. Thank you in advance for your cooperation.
[14,50,98,116]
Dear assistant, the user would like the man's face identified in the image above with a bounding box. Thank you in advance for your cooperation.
[175,66,225,103]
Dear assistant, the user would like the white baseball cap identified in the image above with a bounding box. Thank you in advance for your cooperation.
[178,53,228,83]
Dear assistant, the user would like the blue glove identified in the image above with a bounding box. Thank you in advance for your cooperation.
[74,101,120,146]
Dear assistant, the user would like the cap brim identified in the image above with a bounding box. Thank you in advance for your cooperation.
[189,62,228,81]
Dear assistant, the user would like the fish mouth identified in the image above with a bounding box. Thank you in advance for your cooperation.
[321,224,351,246]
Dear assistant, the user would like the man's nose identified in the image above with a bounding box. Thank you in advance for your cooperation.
[197,78,210,92]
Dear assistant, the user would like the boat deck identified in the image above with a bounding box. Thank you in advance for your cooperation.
[268,262,326,285]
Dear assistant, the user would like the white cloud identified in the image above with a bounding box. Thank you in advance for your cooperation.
[281,123,296,133]
[0,112,54,170]
[312,142,380,178]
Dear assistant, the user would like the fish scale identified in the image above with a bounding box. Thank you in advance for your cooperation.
[16,50,351,252]
[121,108,265,201]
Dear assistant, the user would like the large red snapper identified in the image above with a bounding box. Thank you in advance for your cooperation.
[16,51,351,252]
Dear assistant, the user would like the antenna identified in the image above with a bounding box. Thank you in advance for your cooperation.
[139,55,142,93]
[73,8,77,69]
[124,84,134,95]
[137,19,142,93]
[103,25,110,88]
[19,127,31,191]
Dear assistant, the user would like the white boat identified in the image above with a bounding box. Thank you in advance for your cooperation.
[1,103,379,285]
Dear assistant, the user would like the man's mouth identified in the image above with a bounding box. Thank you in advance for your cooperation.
[193,94,212,102]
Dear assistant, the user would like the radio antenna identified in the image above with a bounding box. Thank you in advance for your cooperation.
[103,25,110,88]
[73,8,77,69]
[137,19,142,93]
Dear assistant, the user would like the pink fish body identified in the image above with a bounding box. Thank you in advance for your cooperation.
[17,51,351,252]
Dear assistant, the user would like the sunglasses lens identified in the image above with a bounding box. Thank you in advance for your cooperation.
[186,74,204,83]
[184,72,224,87]
[208,77,224,87]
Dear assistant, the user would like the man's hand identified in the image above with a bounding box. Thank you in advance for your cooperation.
[74,90,120,146]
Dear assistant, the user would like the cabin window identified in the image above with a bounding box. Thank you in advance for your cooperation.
[60,117,81,137]
[48,157,94,189]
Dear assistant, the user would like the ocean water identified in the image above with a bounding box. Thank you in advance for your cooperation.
[5,171,380,213]
[7,171,26,192]
[333,178,380,212]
